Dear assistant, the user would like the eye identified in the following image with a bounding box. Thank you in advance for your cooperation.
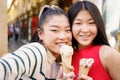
[51,29,58,32]
[66,28,71,33]
[76,23,80,24]
[89,21,95,24]
[74,22,82,26]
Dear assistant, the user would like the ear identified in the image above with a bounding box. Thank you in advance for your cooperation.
[37,28,43,40]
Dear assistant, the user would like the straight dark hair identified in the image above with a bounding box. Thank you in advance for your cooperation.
[68,1,110,49]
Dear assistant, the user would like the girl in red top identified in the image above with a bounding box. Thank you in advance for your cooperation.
[68,1,120,80]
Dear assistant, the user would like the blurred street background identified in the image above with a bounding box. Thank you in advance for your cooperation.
[8,35,28,52]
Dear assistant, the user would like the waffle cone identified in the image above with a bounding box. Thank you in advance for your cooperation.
[79,65,90,76]
[61,56,72,73]
[78,58,94,77]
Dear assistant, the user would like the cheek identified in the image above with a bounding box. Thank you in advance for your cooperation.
[72,26,79,35]
[41,31,53,42]
[44,33,53,40]
[69,33,72,41]
[92,27,97,35]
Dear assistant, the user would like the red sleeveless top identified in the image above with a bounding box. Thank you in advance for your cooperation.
[72,45,112,80]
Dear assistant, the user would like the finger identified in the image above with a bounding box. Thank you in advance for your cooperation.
[80,75,93,80]
[67,65,74,71]
[64,72,75,79]
[66,77,74,80]
[56,66,63,79]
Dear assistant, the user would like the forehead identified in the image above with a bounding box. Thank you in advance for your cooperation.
[44,15,69,27]
[75,9,92,20]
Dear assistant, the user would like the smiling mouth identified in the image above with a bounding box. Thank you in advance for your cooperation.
[80,35,90,38]
[56,42,67,46]
[80,35,90,40]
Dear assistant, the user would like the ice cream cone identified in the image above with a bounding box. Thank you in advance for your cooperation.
[60,45,73,73]
[79,58,94,76]
[79,64,90,76]
[61,55,72,73]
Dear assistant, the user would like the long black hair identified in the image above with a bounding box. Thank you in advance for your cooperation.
[68,1,110,50]
[30,5,69,43]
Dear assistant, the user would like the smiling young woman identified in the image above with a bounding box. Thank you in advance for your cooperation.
[68,1,120,80]
[0,5,75,80]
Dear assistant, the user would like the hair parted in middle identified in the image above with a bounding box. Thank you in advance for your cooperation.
[68,1,109,49]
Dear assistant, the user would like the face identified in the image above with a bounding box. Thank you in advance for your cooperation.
[38,15,72,57]
[72,9,97,49]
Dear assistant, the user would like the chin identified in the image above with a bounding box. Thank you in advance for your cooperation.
[80,42,91,46]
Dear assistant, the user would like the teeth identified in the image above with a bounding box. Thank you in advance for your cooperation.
[80,35,90,38]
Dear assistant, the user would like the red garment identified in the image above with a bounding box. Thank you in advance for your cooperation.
[32,16,38,36]
[8,29,12,36]
[72,45,112,80]
[32,16,38,28]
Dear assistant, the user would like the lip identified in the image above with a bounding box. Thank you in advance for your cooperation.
[80,35,90,40]
[56,42,67,46]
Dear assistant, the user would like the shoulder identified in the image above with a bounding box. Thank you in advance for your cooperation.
[23,42,42,46]
[99,45,120,60]
[20,42,44,49]
[18,42,47,54]
[99,45,120,71]
[100,45,119,57]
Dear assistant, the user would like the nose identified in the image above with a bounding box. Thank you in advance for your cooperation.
[58,31,67,39]
[81,24,89,33]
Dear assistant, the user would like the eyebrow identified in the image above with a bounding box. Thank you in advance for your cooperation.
[49,25,70,28]
[75,17,94,21]
[88,18,94,21]
[49,25,59,28]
